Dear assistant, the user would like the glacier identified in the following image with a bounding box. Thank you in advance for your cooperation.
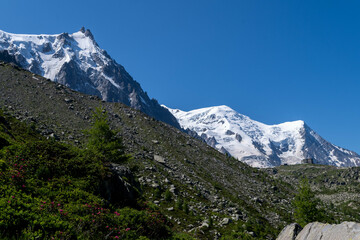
[165,105,360,168]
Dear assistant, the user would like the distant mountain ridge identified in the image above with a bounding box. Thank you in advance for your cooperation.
[165,105,360,168]
[0,27,179,128]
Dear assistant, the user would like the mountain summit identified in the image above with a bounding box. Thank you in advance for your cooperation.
[165,105,360,168]
[0,28,179,128]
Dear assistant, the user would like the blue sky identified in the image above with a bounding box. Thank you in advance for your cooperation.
[2,0,360,152]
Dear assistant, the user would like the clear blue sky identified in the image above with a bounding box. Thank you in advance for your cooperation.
[2,0,360,152]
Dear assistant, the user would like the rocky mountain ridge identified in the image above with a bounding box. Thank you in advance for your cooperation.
[166,105,360,168]
[0,28,179,128]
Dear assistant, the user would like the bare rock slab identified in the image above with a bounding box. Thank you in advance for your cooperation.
[277,222,360,240]
[276,223,302,240]
[296,222,360,240]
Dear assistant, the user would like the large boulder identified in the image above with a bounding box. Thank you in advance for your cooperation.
[296,222,360,240]
[276,223,302,240]
[277,222,360,240]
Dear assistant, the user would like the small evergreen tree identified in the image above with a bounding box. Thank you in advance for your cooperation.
[176,199,183,210]
[183,201,189,214]
[164,189,172,202]
[293,178,324,227]
[85,107,129,163]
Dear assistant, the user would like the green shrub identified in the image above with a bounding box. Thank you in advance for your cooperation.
[0,111,172,239]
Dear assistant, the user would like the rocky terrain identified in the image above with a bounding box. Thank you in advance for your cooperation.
[0,28,179,128]
[265,163,360,223]
[0,61,297,239]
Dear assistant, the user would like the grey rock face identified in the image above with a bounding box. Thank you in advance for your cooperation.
[296,222,360,240]
[235,133,242,142]
[219,218,232,226]
[301,158,314,164]
[225,130,235,135]
[0,50,20,66]
[154,154,166,164]
[220,146,230,155]
[300,125,360,166]
[277,222,360,240]
[276,223,302,240]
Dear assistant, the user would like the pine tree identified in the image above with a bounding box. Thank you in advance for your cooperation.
[85,107,129,163]
[293,178,324,227]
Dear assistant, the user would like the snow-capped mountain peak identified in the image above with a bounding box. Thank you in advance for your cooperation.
[0,28,109,81]
[0,28,180,128]
[165,105,360,168]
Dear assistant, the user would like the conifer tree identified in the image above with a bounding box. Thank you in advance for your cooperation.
[85,107,129,163]
[293,178,324,227]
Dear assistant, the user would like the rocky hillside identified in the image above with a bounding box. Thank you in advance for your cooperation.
[0,28,179,128]
[3,62,360,239]
[265,164,360,224]
[0,61,297,239]
[166,105,360,168]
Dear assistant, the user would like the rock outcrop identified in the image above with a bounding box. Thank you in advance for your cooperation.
[277,222,360,240]
[276,223,302,240]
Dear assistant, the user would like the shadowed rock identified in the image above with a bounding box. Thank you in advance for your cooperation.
[276,223,302,240]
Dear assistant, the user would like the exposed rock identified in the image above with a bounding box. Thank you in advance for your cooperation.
[151,183,159,188]
[297,222,360,240]
[276,223,302,240]
[200,221,209,229]
[235,133,242,142]
[277,222,360,240]
[219,218,232,226]
[301,158,314,164]
[220,146,230,155]
[169,185,177,194]
[206,136,218,148]
[154,154,166,164]
[225,130,235,135]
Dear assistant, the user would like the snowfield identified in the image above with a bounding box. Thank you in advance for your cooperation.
[165,105,360,168]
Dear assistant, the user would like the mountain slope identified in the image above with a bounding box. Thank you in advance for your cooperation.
[165,105,360,168]
[0,61,300,239]
[4,61,360,239]
[0,28,179,128]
